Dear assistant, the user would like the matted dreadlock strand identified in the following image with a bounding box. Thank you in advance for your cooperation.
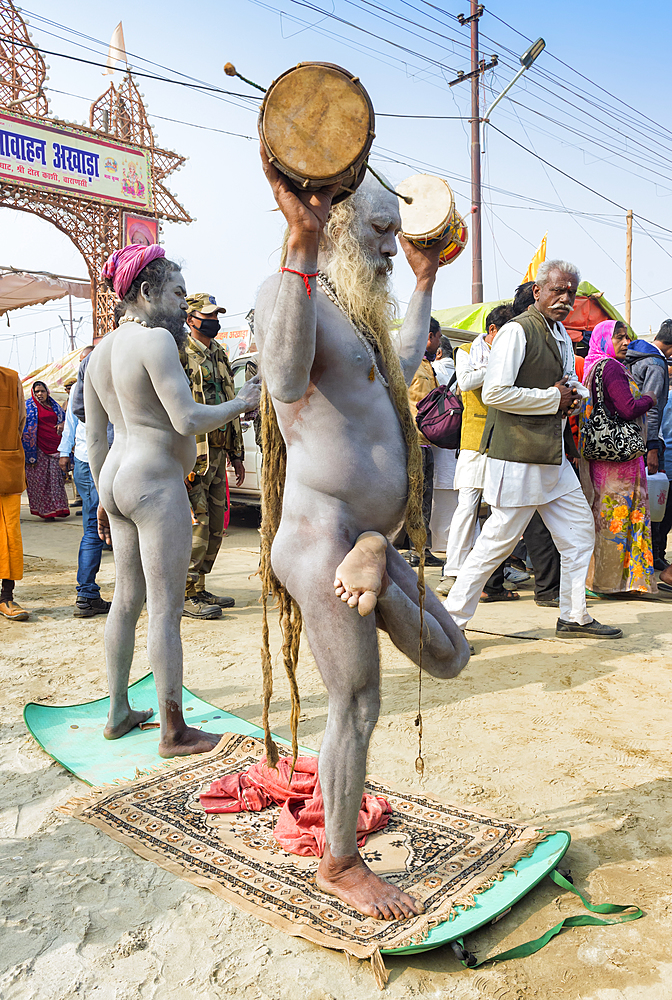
[361,316,427,776]
[259,382,302,769]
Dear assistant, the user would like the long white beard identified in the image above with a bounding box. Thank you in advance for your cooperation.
[325,227,396,341]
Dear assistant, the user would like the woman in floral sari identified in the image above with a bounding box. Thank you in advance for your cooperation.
[22,381,70,520]
[580,321,656,594]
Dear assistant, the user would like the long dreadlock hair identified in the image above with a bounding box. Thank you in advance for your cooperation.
[259,195,427,772]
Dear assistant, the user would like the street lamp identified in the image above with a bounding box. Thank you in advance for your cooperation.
[482,38,545,125]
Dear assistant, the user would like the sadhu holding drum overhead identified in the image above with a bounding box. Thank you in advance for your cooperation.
[254,61,470,920]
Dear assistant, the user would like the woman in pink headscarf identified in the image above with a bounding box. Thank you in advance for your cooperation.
[579,320,657,595]
[22,381,70,520]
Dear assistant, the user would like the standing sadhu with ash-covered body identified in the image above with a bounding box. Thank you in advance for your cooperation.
[255,151,469,921]
[84,244,261,756]
[182,293,245,620]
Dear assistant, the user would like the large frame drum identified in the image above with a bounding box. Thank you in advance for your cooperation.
[259,62,375,204]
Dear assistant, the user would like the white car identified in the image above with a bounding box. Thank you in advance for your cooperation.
[226,352,262,505]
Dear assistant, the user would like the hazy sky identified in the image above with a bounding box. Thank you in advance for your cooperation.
[2,0,671,374]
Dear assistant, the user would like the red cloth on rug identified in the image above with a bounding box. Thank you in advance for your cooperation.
[199,755,392,857]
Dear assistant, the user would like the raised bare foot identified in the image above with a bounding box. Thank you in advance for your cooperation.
[316,847,423,920]
[158,727,221,758]
[104,708,154,740]
[334,531,389,617]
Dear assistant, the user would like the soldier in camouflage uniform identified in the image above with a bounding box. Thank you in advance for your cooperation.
[182,293,245,619]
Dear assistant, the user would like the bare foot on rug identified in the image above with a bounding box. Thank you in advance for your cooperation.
[316,847,423,920]
[158,728,221,758]
[334,531,389,617]
[104,708,154,740]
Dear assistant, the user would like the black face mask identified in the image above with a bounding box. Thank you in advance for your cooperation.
[193,317,220,339]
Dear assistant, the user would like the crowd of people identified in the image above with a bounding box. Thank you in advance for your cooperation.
[1,158,671,923]
[2,259,671,631]
[406,261,672,640]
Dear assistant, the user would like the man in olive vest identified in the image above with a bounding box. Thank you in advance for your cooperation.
[445,260,622,640]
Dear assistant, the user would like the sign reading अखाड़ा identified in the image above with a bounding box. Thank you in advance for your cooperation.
[0,111,152,210]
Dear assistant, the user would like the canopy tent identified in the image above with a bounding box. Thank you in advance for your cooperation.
[21,347,82,406]
[0,270,90,316]
[432,281,632,341]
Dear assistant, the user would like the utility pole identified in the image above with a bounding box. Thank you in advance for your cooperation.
[469,1,483,304]
[68,292,75,351]
[625,209,633,327]
[453,4,496,304]
[452,21,545,304]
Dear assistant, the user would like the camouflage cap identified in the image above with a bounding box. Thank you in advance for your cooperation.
[186,292,226,316]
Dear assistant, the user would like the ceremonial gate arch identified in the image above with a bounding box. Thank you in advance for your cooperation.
[0,0,190,336]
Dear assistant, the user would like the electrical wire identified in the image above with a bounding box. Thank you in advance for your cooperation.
[20,7,264,102]
[285,0,462,73]
[45,87,257,140]
[9,4,672,323]
[481,6,672,145]
[0,33,259,100]
[487,124,672,236]
[505,101,667,317]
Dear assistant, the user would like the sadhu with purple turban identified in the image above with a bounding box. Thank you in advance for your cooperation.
[578,319,657,595]
[100,244,188,344]
[101,243,166,300]
[82,245,261,758]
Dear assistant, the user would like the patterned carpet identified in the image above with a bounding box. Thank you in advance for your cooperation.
[61,733,544,968]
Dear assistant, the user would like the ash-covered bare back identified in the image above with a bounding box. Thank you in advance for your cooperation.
[85,266,260,757]
[255,157,469,921]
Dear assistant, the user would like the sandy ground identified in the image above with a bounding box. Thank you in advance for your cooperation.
[2,497,672,1000]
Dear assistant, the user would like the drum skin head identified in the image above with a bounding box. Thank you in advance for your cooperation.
[397,173,454,242]
[261,63,374,184]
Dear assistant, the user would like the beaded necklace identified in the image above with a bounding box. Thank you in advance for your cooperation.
[118,316,149,328]
[316,271,389,388]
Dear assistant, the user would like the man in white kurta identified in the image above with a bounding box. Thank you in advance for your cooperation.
[445,261,622,640]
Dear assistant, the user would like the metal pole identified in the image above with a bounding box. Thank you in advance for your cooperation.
[625,209,633,327]
[68,293,75,351]
[470,0,483,304]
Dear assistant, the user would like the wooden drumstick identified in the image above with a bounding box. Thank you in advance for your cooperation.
[366,162,413,204]
[224,62,266,93]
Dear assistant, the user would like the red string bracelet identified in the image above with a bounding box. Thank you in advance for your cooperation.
[280,267,318,298]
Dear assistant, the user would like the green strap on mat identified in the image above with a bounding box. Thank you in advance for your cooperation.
[456,869,644,968]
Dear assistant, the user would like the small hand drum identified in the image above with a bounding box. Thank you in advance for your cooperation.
[396,173,468,266]
[438,210,469,267]
[259,62,375,204]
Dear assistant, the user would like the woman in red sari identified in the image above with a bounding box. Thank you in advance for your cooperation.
[22,381,70,520]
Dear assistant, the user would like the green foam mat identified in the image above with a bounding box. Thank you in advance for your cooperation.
[23,672,284,786]
[24,676,574,958]
[382,830,571,955]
